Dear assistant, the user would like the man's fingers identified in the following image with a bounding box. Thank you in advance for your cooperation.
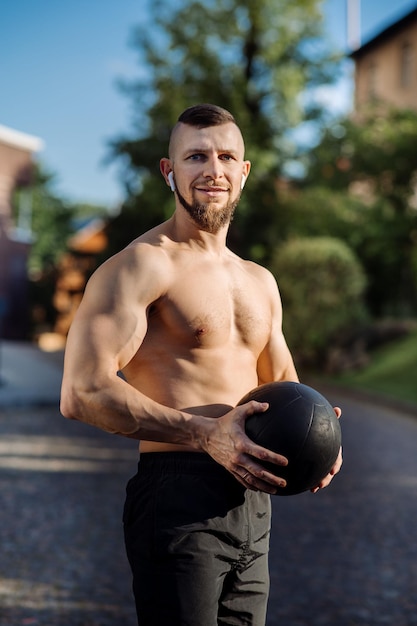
[311,446,343,493]
[243,400,269,416]
[234,463,287,494]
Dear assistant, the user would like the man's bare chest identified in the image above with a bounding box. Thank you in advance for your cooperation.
[148,265,272,351]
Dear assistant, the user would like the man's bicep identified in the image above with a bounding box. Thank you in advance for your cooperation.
[71,301,148,373]
[257,331,298,385]
[257,270,298,383]
[65,262,150,376]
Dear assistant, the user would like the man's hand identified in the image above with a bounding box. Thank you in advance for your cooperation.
[200,401,288,494]
[311,406,343,493]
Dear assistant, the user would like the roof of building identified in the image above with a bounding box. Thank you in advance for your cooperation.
[350,5,417,59]
[68,217,107,254]
[0,124,44,152]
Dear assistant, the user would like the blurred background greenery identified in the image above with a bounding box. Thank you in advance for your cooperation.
[4,0,417,404]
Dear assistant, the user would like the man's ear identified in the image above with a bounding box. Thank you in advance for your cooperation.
[241,161,251,189]
[160,158,174,189]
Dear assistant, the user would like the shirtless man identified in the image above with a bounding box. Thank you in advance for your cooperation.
[61,103,342,626]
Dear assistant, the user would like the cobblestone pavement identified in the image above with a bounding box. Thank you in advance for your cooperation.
[0,405,138,626]
[1,395,417,625]
[267,394,417,626]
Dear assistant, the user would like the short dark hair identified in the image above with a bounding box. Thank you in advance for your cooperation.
[169,104,243,158]
[177,103,237,128]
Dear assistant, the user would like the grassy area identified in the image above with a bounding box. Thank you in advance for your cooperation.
[326,330,417,406]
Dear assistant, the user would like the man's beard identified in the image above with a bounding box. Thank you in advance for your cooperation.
[175,186,241,234]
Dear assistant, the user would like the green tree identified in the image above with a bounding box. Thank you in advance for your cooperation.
[13,168,110,277]
[13,167,109,331]
[271,236,368,369]
[13,168,74,277]
[11,167,75,332]
[304,107,417,316]
[107,0,341,260]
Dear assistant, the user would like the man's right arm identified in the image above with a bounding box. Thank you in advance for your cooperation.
[60,246,191,439]
[60,246,289,493]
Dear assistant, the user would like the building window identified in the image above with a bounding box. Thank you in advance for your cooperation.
[400,41,413,88]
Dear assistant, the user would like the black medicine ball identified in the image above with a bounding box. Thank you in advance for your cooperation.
[238,381,341,495]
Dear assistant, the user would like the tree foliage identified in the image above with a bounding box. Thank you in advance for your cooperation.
[107,0,341,259]
[271,236,368,367]
[303,107,417,316]
[13,168,74,277]
[12,167,109,334]
[13,168,109,277]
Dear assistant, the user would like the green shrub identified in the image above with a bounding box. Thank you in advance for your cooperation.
[270,236,368,368]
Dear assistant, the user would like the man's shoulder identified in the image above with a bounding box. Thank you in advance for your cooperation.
[108,225,174,268]
[234,254,275,283]
[125,222,169,250]
[88,227,175,293]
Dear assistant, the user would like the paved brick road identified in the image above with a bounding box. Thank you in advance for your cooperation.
[0,405,138,626]
[267,394,417,626]
[1,393,417,625]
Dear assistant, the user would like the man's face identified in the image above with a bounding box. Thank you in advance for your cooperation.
[166,122,250,233]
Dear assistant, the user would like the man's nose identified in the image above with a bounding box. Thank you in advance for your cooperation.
[204,157,223,180]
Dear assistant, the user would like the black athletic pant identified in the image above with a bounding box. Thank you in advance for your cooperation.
[123,452,271,626]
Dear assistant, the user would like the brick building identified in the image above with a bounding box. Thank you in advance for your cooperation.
[350,5,417,111]
[0,124,43,339]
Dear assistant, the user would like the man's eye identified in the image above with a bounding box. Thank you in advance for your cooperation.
[189,154,204,161]
[220,154,233,161]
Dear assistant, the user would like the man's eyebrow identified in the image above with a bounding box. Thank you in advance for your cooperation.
[183,147,239,156]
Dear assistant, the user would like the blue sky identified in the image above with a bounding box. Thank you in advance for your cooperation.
[1,0,417,209]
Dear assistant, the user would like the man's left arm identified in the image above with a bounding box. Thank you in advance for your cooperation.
[256,267,299,385]
[256,268,342,491]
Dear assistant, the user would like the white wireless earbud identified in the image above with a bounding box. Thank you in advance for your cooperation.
[168,172,176,192]
[241,174,247,190]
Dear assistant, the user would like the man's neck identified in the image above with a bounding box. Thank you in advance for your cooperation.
[169,209,230,255]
